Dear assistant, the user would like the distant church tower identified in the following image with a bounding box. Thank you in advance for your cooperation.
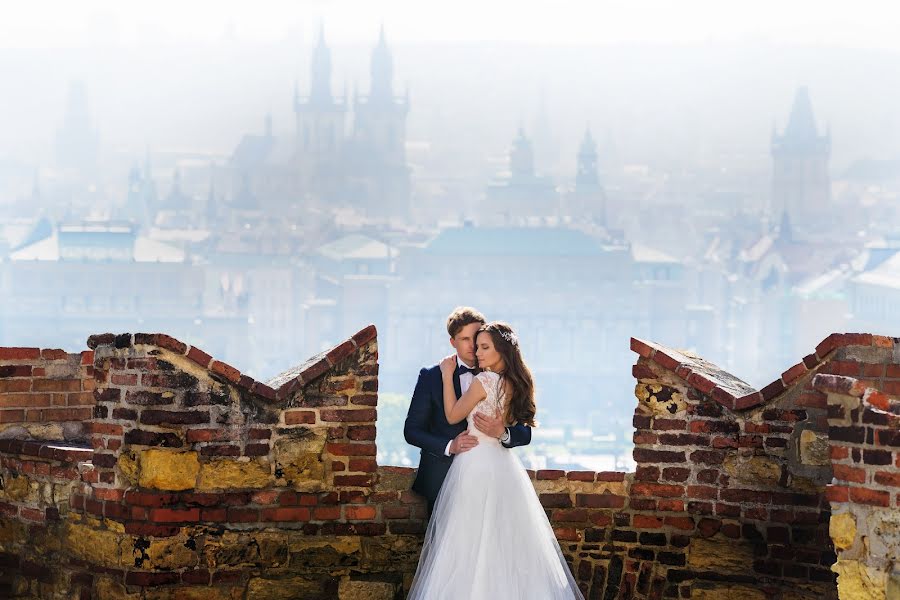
[55,80,99,173]
[509,127,535,181]
[351,26,410,215]
[771,86,831,227]
[569,127,607,224]
[294,25,347,196]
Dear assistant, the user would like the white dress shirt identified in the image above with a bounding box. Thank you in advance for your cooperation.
[444,357,475,456]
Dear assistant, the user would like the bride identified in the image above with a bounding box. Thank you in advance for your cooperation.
[407,321,584,599]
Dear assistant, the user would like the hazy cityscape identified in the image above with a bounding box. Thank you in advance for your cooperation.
[1,2,899,472]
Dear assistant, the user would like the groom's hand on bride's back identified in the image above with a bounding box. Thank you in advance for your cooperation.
[449,431,478,455]
[472,413,506,439]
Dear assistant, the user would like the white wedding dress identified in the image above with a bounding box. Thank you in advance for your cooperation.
[408,371,584,599]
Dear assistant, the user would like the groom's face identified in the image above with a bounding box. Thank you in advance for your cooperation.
[450,322,481,366]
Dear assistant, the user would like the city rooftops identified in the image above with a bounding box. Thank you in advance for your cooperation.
[423,226,615,257]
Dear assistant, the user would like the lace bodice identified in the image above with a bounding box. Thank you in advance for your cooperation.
[468,371,507,433]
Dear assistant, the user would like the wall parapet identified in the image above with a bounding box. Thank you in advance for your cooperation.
[0,329,896,599]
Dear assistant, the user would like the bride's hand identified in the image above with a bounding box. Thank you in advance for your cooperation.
[439,355,456,379]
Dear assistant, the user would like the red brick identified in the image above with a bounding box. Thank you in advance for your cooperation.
[149,508,201,523]
[566,471,595,482]
[825,485,849,503]
[261,507,311,522]
[345,506,376,520]
[687,486,718,500]
[630,338,655,358]
[312,506,342,520]
[32,379,82,392]
[832,464,867,484]
[226,508,259,522]
[874,471,900,487]
[320,408,377,422]
[186,429,229,443]
[539,493,572,509]
[664,516,695,531]
[334,474,374,487]
[348,458,377,472]
[657,499,685,512]
[346,425,376,440]
[111,373,138,386]
[0,380,32,393]
[210,360,241,384]
[553,527,580,542]
[849,486,890,506]
[781,362,808,385]
[284,410,316,425]
[652,419,687,431]
[325,442,377,456]
[536,469,565,480]
[632,515,663,529]
[186,346,212,367]
[0,348,41,360]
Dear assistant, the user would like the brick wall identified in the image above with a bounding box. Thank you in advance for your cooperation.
[0,347,94,436]
[814,371,900,599]
[0,328,896,599]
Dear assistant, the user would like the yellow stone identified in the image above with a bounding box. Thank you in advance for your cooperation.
[830,512,857,551]
[799,429,830,467]
[95,576,141,600]
[338,579,396,600]
[0,519,26,546]
[145,586,243,600]
[138,449,200,491]
[634,383,686,416]
[1,474,32,502]
[247,576,325,599]
[274,436,325,489]
[140,536,199,570]
[197,458,271,491]
[687,538,755,575]
[691,584,768,600]
[832,560,886,600]
[117,451,139,486]
[723,455,782,487]
[64,522,126,568]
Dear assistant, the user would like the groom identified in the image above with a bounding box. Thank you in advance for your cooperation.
[404,306,532,514]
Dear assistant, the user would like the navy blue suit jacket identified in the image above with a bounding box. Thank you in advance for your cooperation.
[404,364,532,509]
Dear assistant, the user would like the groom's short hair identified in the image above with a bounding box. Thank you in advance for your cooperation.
[446,307,487,338]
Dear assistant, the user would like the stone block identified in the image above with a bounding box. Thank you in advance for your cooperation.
[138,449,200,491]
[138,535,199,570]
[687,537,755,575]
[634,383,686,417]
[799,429,830,467]
[723,454,781,487]
[832,559,887,600]
[64,521,126,568]
[690,584,768,600]
[830,512,857,552]
[246,576,328,599]
[338,579,395,600]
[197,458,271,491]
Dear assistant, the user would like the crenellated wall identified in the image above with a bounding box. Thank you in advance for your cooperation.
[0,328,896,599]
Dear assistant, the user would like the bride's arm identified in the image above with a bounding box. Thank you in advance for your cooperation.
[439,356,486,424]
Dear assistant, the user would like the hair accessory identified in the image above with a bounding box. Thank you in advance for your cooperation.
[498,330,518,346]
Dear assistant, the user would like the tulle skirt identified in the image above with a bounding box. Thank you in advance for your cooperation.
[408,436,584,600]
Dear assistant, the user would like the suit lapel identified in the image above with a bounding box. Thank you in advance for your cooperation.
[453,369,462,403]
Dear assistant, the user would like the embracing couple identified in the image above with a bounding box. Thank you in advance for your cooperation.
[403,307,583,599]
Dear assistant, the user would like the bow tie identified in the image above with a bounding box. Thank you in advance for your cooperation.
[457,365,476,376]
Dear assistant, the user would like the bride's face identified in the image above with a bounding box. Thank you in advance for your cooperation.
[475,332,504,372]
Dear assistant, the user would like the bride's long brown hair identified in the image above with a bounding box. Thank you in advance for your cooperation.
[476,322,537,427]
